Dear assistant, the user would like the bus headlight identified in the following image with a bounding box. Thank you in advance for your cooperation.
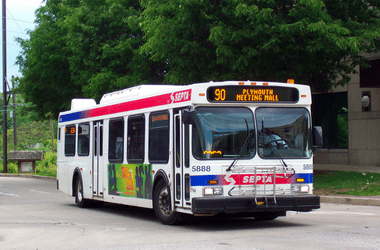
[203,187,223,196]
[291,184,310,193]
[300,185,309,193]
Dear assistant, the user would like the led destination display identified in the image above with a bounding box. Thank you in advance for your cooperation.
[207,86,299,103]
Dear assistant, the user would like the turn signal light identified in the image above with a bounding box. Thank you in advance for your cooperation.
[296,178,305,183]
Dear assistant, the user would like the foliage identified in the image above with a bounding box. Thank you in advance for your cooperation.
[314,171,380,196]
[16,0,77,120]
[336,109,348,148]
[6,121,56,151]
[0,154,57,177]
[5,162,18,174]
[16,0,166,119]
[0,92,57,174]
[35,152,57,177]
[142,0,380,91]
[16,0,380,118]
[62,0,166,101]
[0,89,22,130]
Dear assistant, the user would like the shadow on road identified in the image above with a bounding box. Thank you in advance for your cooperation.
[65,202,312,230]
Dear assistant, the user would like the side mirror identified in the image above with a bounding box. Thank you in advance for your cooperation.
[313,126,323,148]
[182,109,197,125]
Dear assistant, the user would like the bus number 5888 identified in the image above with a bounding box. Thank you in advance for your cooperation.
[192,166,211,172]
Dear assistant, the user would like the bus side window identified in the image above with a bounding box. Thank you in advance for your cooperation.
[65,125,76,156]
[109,118,124,163]
[149,111,170,163]
[127,115,145,163]
[78,123,90,156]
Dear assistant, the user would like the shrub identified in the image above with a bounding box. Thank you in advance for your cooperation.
[36,152,57,177]
[7,162,18,173]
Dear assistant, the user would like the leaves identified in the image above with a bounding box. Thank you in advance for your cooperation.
[17,0,165,118]
[16,0,380,118]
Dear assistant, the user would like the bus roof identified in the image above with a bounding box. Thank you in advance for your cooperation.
[99,85,184,105]
[59,81,311,124]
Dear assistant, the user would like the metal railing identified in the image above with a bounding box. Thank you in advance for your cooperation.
[227,166,295,205]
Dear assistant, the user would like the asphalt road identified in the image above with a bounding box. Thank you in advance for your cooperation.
[1,177,380,250]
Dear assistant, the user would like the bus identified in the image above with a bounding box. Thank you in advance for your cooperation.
[57,80,321,224]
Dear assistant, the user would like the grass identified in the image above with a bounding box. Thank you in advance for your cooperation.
[314,170,380,196]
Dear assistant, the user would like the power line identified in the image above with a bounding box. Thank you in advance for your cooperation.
[5,29,26,35]
[6,7,30,39]
[7,17,34,25]
[6,43,22,47]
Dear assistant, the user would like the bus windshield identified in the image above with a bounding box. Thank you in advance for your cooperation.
[192,107,255,159]
[256,107,312,159]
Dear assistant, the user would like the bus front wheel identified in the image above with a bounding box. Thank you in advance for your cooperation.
[153,180,179,225]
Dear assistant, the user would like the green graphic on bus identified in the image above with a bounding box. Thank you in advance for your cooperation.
[108,164,153,199]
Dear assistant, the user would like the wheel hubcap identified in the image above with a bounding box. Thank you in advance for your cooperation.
[158,187,172,216]
[77,181,83,202]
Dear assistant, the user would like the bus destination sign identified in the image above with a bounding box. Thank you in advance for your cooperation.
[207,86,299,103]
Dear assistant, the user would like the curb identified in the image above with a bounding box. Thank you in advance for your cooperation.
[0,173,56,180]
[320,195,380,206]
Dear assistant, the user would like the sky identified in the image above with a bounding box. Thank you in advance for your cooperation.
[1,0,45,91]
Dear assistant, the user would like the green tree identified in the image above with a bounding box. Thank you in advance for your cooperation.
[141,0,380,91]
[17,0,380,119]
[17,0,166,118]
[61,0,166,101]
[16,0,77,120]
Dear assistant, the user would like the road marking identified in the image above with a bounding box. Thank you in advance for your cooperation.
[0,191,21,197]
[30,189,51,195]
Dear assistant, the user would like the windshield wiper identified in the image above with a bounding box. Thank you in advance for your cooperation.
[261,118,290,171]
[226,118,254,172]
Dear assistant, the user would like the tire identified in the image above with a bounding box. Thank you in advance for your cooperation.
[75,176,90,208]
[153,180,179,225]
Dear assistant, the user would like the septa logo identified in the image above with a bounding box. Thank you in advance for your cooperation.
[171,89,191,104]
[223,174,291,185]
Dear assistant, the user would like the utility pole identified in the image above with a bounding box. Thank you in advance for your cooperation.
[2,0,8,173]
[12,76,16,147]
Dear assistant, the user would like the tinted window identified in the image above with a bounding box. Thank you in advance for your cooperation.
[192,107,255,159]
[78,123,90,156]
[65,125,76,156]
[128,116,145,163]
[256,108,312,158]
[109,119,124,163]
[149,111,169,163]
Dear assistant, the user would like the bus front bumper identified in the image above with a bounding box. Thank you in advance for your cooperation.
[192,195,320,214]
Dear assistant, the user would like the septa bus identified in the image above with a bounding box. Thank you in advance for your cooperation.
[57,80,321,224]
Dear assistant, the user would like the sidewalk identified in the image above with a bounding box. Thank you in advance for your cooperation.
[314,164,380,206]
[0,173,56,180]
[314,164,380,173]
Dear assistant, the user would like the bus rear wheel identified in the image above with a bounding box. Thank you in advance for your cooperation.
[153,180,179,225]
[75,176,90,208]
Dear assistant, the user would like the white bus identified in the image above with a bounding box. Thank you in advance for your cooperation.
[57,80,321,224]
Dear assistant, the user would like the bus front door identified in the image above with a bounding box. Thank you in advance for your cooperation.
[174,114,191,210]
[92,121,104,197]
